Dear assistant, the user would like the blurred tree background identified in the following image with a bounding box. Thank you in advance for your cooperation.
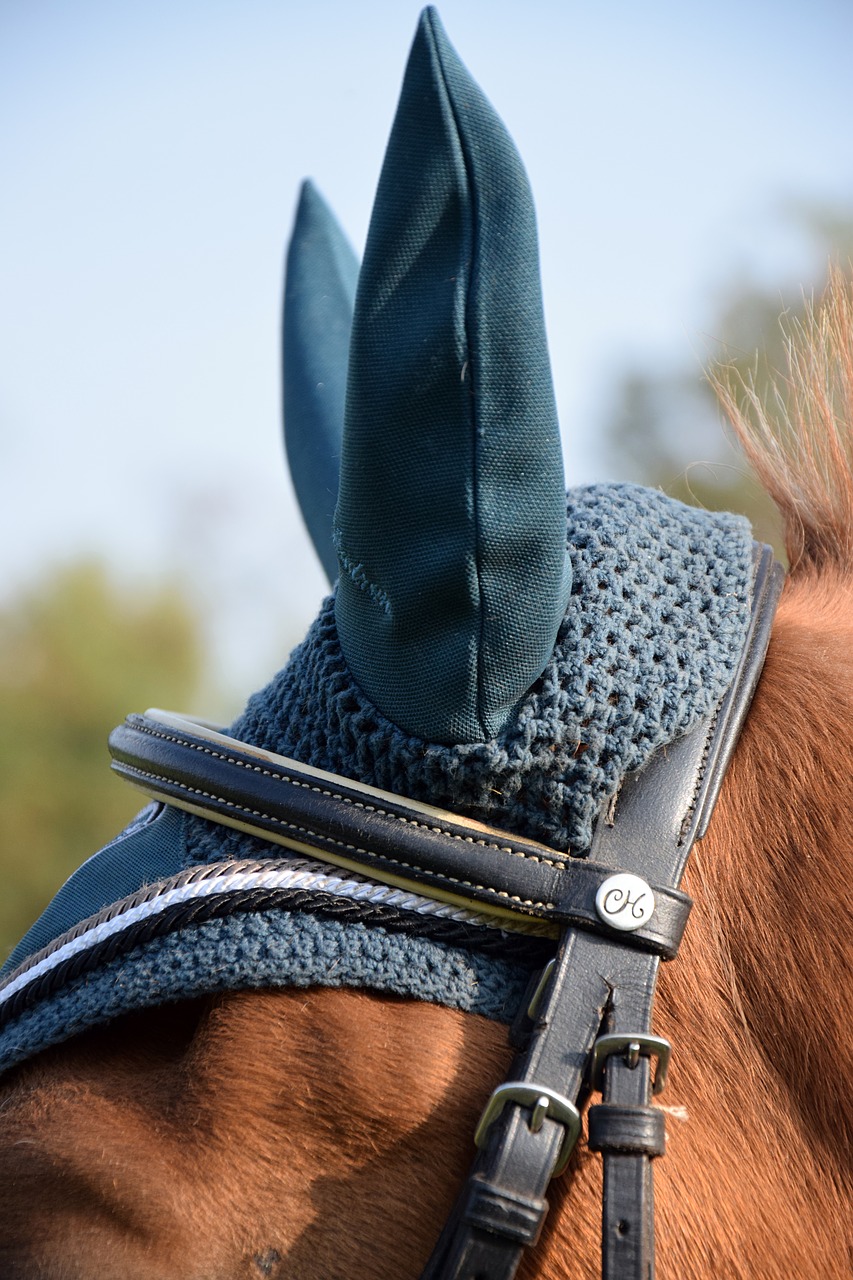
[0,562,205,961]
[600,205,853,559]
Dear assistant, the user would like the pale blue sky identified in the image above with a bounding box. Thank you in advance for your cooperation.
[3,0,852,695]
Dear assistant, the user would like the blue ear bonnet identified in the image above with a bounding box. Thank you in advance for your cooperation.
[333,8,571,745]
[0,8,754,1080]
[236,484,750,855]
[283,181,357,585]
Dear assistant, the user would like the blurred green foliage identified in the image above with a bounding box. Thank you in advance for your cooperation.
[0,561,203,962]
[602,205,853,560]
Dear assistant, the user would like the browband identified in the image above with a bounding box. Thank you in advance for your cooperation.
[107,543,782,1280]
[109,713,690,959]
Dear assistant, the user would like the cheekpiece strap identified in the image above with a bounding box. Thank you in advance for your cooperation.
[420,544,783,1280]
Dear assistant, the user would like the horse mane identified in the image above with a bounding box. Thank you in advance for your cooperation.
[715,264,853,574]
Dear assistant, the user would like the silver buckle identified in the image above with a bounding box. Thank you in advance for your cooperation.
[474,1082,581,1177]
[588,1033,671,1095]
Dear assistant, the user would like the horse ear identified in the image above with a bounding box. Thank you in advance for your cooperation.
[283,180,359,584]
[334,7,570,744]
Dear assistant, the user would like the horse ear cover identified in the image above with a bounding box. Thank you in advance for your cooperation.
[334,7,571,745]
[0,8,759,1084]
[283,180,359,585]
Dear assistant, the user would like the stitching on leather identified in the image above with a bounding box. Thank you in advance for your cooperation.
[677,555,771,846]
[116,760,557,913]
[677,708,720,846]
[128,721,568,870]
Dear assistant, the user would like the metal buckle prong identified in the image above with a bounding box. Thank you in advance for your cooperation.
[589,1033,671,1095]
[474,1082,581,1177]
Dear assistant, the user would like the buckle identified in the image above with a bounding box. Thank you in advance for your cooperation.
[474,1082,581,1177]
[588,1033,671,1096]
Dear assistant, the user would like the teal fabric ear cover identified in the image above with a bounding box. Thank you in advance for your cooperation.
[283,181,358,584]
[0,8,760,1082]
[334,7,571,745]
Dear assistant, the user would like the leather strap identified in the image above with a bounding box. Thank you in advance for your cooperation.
[588,1105,667,1158]
[421,544,783,1280]
[109,717,691,956]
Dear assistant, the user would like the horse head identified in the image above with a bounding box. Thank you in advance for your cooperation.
[0,10,850,1279]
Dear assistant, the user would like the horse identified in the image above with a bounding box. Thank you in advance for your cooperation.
[0,9,850,1278]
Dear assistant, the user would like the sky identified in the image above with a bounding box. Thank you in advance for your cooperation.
[2,0,852,701]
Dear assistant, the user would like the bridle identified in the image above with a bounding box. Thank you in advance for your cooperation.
[108,543,783,1280]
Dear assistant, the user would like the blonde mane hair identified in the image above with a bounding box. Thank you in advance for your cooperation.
[715,264,853,574]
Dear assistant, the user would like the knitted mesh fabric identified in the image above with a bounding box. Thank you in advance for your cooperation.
[186,484,752,864]
[0,911,531,1077]
[0,484,755,1079]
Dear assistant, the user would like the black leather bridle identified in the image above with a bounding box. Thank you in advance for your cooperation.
[109,544,783,1280]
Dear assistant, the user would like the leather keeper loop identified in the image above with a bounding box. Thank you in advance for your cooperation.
[463,1181,548,1247]
[587,1104,666,1157]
